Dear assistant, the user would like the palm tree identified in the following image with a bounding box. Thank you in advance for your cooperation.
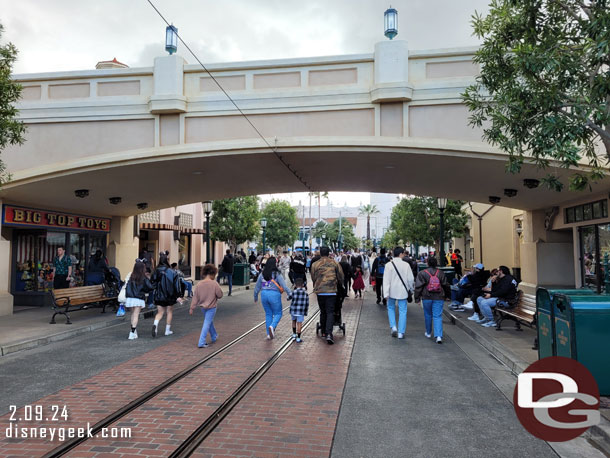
[359,204,380,241]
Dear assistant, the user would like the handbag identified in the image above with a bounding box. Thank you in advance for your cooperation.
[116,304,125,317]
[391,261,413,303]
[118,272,131,303]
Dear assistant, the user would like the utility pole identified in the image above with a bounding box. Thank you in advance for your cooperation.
[301,200,306,253]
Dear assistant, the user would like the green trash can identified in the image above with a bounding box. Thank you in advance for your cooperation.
[439,267,455,285]
[232,263,250,286]
[536,288,555,359]
[552,294,610,395]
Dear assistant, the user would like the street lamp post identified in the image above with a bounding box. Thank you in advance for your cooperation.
[438,198,447,267]
[261,218,267,255]
[203,201,212,265]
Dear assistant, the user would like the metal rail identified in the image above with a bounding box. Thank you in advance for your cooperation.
[42,306,290,458]
[169,309,321,457]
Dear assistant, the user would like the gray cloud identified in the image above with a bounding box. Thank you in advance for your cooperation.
[2,0,491,73]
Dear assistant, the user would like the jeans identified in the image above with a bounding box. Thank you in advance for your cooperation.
[198,307,218,347]
[450,286,472,304]
[181,279,193,297]
[261,290,283,333]
[477,296,498,320]
[317,294,336,336]
[217,272,233,294]
[422,300,444,338]
[387,298,407,334]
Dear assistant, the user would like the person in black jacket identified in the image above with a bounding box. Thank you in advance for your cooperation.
[371,248,390,305]
[125,260,154,340]
[152,253,183,338]
[476,265,518,327]
[290,254,307,287]
[449,263,490,312]
[217,250,235,296]
[340,255,353,298]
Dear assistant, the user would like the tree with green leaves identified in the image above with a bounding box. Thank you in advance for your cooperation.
[210,196,260,251]
[359,204,380,241]
[390,197,469,251]
[261,200,299,250]
[381,229,401,249]
[463,0,610,192]
[0,23,26,186]
[311,218,359,251]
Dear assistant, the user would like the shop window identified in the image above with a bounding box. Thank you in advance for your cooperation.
[566,199,608,224]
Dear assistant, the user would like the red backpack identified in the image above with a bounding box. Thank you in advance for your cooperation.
[425,269,441,293]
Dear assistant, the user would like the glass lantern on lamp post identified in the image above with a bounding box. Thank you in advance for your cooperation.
[165,25,178,55]
[384,7,398,40]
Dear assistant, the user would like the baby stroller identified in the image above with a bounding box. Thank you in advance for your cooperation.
[103,267,122,298]
[316,283,346,337]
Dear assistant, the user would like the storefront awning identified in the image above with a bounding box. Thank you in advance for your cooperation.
[139,222,205,234]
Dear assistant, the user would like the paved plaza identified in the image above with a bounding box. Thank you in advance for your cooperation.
[1,286,607,457]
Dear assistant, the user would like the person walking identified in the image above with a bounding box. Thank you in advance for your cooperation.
[310,246,344,345]
[288,276,309,343]
[125,260,154,340]
[361,251,371,291]
[151,253,183,338]
[339,255,353,298]
[52,246,72,289]
[352,266,365,298]
[371,248,389,305]
[290,253,307,287]
[217,250,235,296]
[190,264,223,348]
[253,257,291,339]
[383,247,415,339]
[279,250,291,282]
[414,256,450,344]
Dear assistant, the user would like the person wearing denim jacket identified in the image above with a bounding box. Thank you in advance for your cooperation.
[254,257,291,339]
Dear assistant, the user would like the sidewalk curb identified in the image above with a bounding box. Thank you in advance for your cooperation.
[443,309,529,375]
[444,309,610,455]
[0,284,252,358]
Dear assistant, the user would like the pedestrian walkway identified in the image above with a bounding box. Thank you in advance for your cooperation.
[0,283,247,356]
[1,289,608,457]
[332,296,557,458]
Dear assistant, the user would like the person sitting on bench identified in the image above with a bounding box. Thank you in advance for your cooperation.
[476,266,518,328]
[449,263,489,312]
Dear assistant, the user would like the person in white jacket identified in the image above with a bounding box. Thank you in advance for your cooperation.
[383,247,415,339]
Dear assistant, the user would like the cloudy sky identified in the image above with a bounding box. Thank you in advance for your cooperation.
[0,0,490,206]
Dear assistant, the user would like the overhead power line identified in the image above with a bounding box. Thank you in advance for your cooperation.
[145,0,312,192]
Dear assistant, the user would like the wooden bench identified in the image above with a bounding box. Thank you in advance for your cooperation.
[494,291,536,331]
[494,291,538,349]
[50,284,117,324]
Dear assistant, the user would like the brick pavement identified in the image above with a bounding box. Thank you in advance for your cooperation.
[0,299,276,457]
[192,297,362,458]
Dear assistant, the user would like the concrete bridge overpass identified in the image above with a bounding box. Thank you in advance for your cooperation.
[1,40,608,313]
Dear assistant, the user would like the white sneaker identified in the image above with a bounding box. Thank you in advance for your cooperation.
[391,327,398,337]
[436,336,443,344]
[165,330,174,336]
[397,333,404,339]
[424,332,431,338]
[269,326,275,339]
[467,313,481,321]
[483,321,497,328]
[292,333,297,340]
[463,301,474,310]
[128,331,136,340]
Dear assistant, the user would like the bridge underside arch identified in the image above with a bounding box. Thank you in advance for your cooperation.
[1,138,608,216]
